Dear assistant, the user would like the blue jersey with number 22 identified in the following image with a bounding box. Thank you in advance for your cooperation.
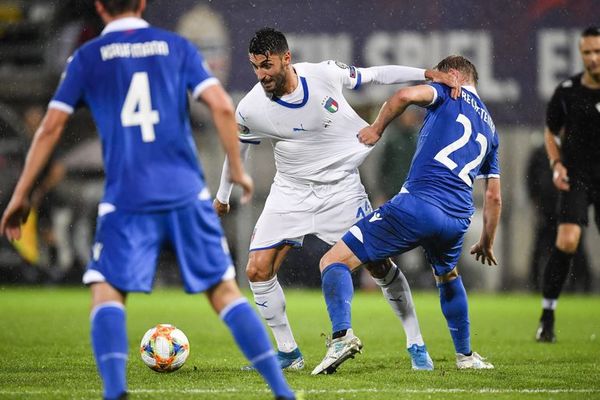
[402,83,500,218]
[51,24,216,211]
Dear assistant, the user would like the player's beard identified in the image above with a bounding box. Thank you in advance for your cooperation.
[261,68,287,97]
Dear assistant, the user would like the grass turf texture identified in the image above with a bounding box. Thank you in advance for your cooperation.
[1,287,599,399]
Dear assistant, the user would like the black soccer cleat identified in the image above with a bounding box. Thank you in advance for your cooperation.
[535,319,556,343]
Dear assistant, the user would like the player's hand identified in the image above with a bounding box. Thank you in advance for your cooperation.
[230,171,254,204]
[470,241,497,266]
[0,195,30,241]
[552,162,570,191]
[213,199,231,217]
[358,125,383,146]
[426,70,461,99]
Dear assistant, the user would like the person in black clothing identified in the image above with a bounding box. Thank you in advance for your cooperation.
[526,145,590,292]
[536,27,600,343]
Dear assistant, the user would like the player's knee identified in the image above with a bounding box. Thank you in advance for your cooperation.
[365,259,391,279]
[246,259,274,282]
[434,268,459,285]
[555,227,581,254]
[556,238,579,254]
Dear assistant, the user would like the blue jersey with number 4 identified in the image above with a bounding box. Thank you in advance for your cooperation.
[402,83,500,218]
[51,22,216,211]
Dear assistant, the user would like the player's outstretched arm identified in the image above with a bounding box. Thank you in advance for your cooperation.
[358,85,434,146]
[199,84,254,205]
[357,66,460,99]
[1,108,69,240]
[470,178,502,266]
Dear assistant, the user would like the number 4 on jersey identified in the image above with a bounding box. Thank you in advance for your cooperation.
[433,114,487,187]
[121,72,160,142]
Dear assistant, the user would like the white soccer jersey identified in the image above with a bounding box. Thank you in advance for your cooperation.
[236,60,373,184]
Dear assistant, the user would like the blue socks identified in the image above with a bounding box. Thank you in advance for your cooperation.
[322,263,354,333]
[90,302,128,400]
[221,298,294,399]
[438,276,471,355]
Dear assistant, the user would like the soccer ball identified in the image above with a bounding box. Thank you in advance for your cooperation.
[140,324,190,372]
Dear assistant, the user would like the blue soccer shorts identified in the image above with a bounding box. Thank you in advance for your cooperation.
[83,197,235,293]
[342,192,471,277]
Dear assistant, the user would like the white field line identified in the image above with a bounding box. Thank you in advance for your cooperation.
[0,388,599,395]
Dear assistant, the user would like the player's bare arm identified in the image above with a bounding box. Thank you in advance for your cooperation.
[0,108,69,240]
[358,84,435,146]
[544,127,570,191]
[470,177,501,266]
[200,84,254,204]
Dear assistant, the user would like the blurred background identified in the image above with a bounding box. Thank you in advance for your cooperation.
[0,0,598,293]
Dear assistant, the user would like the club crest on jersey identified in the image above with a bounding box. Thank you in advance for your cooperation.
[323,97,339,113]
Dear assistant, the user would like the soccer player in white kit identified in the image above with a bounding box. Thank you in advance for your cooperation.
[215,27,459,371]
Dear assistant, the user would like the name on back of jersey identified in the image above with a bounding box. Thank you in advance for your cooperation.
[100,40,169,61]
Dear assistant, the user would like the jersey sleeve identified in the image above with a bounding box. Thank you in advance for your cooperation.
[236,101,262,144]
[545,86,565,135]
[182,39,219,99]
[49,51,86,114]
[323,60,362,90]
[477,135,501,179]
[426,83,449,108]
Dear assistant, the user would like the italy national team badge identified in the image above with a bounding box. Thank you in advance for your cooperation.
[324,97,339,113]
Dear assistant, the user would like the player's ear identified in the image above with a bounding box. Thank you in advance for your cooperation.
[282,51,292,67]
[138,0,147,14]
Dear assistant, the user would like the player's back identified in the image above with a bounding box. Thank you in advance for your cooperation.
[52,19,214,211]
[403,83,500,218]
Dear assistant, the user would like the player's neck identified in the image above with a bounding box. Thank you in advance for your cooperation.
[581,72,600,89]
[103,11,142,26]
[282,67,298,96]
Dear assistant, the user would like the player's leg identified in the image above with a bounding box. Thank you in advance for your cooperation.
[425,216,493,369]
[205,280,295,400]
[90,283,128,400]
[311,239,364,375]
[537,185,588,342]
[84,205,163,400]
[246,245,304,369]
[365,259,432,370]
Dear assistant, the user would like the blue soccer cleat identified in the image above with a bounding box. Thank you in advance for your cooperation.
[277,348,305,370]
[242,347,304,371]
[407,344,434,371]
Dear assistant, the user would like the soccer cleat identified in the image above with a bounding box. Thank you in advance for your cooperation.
[311,329,363,375]
[241,348,304,371]
[407,344,434,371]
[456,351,494,369]
[277,348,305,370]
[536,319,556,343]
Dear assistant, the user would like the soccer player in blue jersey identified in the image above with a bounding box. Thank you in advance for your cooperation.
[312,55,502,375]
[0,1,295,399]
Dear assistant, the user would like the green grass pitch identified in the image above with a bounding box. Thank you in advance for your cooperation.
[1,287,599,399]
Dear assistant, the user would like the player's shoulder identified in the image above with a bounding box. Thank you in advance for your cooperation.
[237,83,267,113]
[554,73,583,93]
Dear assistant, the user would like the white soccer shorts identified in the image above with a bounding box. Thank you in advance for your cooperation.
[249,171,372,251]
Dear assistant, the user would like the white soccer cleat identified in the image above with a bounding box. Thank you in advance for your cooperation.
[456,351,494,369]
[311,329,363,375]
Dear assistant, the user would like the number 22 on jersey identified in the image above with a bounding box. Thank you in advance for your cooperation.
[121,72,160,142]
[434,113,487,187]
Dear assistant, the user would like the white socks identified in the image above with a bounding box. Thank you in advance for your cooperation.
[372,261,425,347]
[250,276,298,353]
[542,298,558,310]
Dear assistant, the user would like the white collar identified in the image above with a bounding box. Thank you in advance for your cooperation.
[463,85,479,98]
[101,17,149,35]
